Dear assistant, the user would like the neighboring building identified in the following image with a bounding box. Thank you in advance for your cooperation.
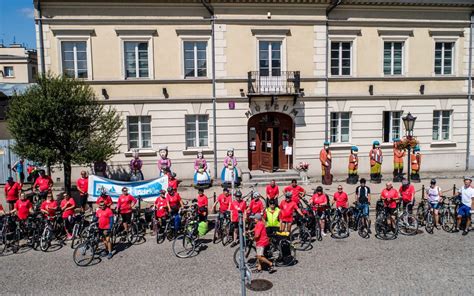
[34,0,473,181]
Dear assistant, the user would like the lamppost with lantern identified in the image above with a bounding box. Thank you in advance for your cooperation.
[402,112,417,182]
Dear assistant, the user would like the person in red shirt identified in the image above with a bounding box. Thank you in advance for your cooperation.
[265,180,280,207]
[33,170,54,200]
[4,177,21,211]
[168,172,179,191]
[283,179,305,205]
[166,187,184,232]
[252,213,275,273]
[11,193,33,221]
[40,191,58,220]
[154,190,170,222]
[380,182,399,230]
[60,192,76,239]
[196,188,208,222]
[76,171,89,211]
[95,201,114,259]
[230,190,247,247]
[117,187,137,233]
[212,188,231,215]
[310,186,329,236]
[248,192,264,217]
[399,179,415,214]
[96,191,113,208]
[333,185,349,224]
[279,192,303,232]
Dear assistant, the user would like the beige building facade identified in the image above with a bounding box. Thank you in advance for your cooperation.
[34,0,474,181]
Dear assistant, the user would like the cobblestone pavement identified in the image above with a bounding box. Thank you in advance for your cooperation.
[0,224,472,295]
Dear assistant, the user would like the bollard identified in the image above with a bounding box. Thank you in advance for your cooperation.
[421,185,425,199]
[213,192,216,205]
[453,184,456,196]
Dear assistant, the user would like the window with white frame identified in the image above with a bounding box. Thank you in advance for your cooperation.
[4,66,14,77]
[127,116,151,149]
[259,41,282,77]
[384,42,403,75]
[331,42,351,76]
[124,41,149,78]
[434,42,454,75]
[185,115,209,148]
[330,112,351,143]
[432,110,451,141]
[61,41,88,78]
[383,111,403,142]
[184,41,207,78]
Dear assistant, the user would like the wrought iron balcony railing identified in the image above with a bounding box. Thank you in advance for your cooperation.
[247,71,301,96]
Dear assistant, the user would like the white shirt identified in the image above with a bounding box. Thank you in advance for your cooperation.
[458,186,474,207]
[427,186,441,203]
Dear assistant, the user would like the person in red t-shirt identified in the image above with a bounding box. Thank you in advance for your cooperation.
[154,190,170,221]
[248,192,264,217]
[4,177,21,211]
[96,191,113,208]
[40,191,58,220]
[310,186,329,236]
[95,201,114,259]
[230,191,247,247]
[399,179,415,214]
[252,213,275,273]
[265,180,280,207]
[60,193,76,239]
[212,188,231,215]
[333,185,349,224]
[166,187,183,232]
[11,193,33,221]
[279,192,303,232]
[380,182,399,230]
[33,170,54,200]
[196,188,208,222]
[168,173,179,191]
[117,187,137,233]
[283,179,306,205]
[76,171,89,211]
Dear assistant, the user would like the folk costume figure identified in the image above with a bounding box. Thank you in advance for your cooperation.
[369,140,383,183]
[158,146,171,177]
[320,141,332,185]
[393,138,405,182]
[221,148,239,185]
[129,149,144,181]
[411,146,421,182]
[194,150,211,187]
[347,146,359,184]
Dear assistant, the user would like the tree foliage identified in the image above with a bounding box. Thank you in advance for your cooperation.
[7,73,123,191]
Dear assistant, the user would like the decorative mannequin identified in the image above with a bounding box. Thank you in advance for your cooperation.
[347,146,359,184]
[194,150,211,187]
[320,141,332,185]
[369,140,383,183]
[221,148,239,186]
[157,146,171,177]
[411,146,421,182]
[129,149,144,181]
[393,138,405,182]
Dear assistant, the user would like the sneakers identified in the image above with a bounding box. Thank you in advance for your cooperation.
[452,228,459,233]
[268,265,276,274]
[321,231,327,237]
[462,230,469,236]
[107,252,113,259]
[66,234,73,240]
[230,241,239,248]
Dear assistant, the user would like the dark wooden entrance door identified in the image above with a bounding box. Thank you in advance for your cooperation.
[248,112,294,172]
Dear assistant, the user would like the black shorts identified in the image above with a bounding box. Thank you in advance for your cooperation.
[99,229,111,238]
[120,213,132,224]
[78,193,88,207]
[385,207,396,216]
[232,222,239,230]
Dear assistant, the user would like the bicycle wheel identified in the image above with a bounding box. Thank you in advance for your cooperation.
[70,223,81,249]
[416,206,425,226]
[274,241,297,267]
[73,242,96,267]
[441,209,455,232]
[398,214,418,236]
[128,223,140,244]
[156,223,167,244]
[213,221,222,244]
[172,234,196,258]
[357,218,369,239]
[233,243,257,269]
[40,227,51,252]
[290,227,312,251]
[221,221,231,247]
[314,221,322,241]
[425,212,434,234]
[375,217,396,240]
[330,220,349,239]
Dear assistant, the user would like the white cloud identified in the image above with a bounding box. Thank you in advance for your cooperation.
[18,7,35,19]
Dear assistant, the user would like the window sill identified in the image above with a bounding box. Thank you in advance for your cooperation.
[380,143,395,149]
[329,143,353,151]
[430,141,456,148]
[182,148,214,156]
[124,149,157,157]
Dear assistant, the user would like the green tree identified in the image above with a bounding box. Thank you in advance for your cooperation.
[7,73,123,193]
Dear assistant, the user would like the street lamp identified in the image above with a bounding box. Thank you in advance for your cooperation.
[402,112,417,182]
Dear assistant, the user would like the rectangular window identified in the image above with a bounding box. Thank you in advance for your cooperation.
[185,115,209,148]
[61,41,88,78]
[124,42,149,78]
[184,41,207,78]
[4,66,14,77]
[331,42,351,76]
[259,41,282,77]
[434,42,454,75]
[127,116,151,149]
[384,42,403,75]
[433,110,451,141]
[330,112,351,143]
[383,111,403,142]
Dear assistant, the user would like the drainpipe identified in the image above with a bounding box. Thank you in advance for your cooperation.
[201,1,218,179]
[35,0,46,74]
[325,0,342,141]
[466,11,473,171]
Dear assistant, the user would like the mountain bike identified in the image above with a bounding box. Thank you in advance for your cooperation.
[71,212,91,249]
[440,196,457,232]
[396,201,418,236]
[73,222,101,267]
[172,201,200,258]
[0,214,20,255]
[348,202,370,238]
[290,214,312,251]
[330,207,349,239]
[40,212,66,251]
[375,207,398,240]
[213,211,232,246]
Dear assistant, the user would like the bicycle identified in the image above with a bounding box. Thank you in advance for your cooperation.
[154,215,173,244]
[416,198,428,226]
[375,207,398,240]
[330,207,349,239]
[347,202,370,239]
[40,211,66,251]
[73,222,101,267]
[71,212,92,249]
[440,196,458,232]
[0,214,20,255]
[396,201,418,236]
[172,201,200,258]
[213,211,232,246]
[290,214,312,251]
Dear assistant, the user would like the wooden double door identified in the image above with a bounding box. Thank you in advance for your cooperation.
[248,112,294,171]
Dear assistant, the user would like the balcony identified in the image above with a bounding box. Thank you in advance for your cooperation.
[247,71,301,97]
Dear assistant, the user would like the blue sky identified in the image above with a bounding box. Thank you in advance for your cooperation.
[0,0,36,49]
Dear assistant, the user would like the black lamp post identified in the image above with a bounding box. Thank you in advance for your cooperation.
[402,112,417,182]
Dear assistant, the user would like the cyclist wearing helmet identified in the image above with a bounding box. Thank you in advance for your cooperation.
[279,191,303,232]
[96,190,113,208]
[154,190,170,226]
[166,187,183,232]
[117,187,137,233]
[425,179,441,229]
[248,192,264,216]
[283,179,305,205]
[454,176,474,235]
[196,188,208,222]
[230,190,247,247]
[311,186,329,236]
